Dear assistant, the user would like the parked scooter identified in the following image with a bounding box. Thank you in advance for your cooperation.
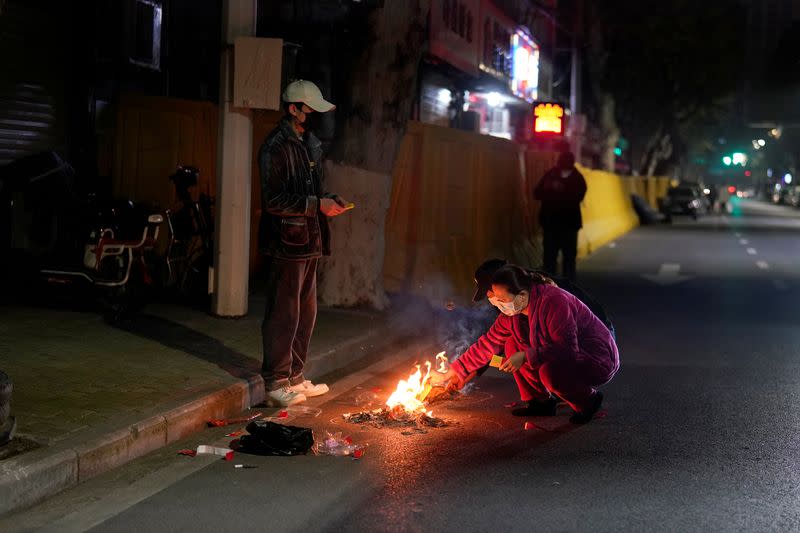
[0,152,163,321]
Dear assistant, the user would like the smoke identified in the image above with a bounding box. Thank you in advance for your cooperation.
[385,274,498,362]
[435,303,497,360]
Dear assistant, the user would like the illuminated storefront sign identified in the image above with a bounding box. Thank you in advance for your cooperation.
[510,31,539,103]
[533,102,564,134]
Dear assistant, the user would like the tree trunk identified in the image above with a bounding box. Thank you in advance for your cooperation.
[585,2,620,172]
[638,130,672,177]
[598,94,619,172]
[318,1,430,309]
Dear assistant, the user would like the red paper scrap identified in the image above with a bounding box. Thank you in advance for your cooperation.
[177,449,197,457]
[278,410,289,419]
[207,412,262,427]
[225,431,244,437]
[353,449,364,459]
[224,451,234,461]
[524,422,535,431]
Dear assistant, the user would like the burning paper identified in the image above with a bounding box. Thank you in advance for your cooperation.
[343,351,453,430]
[436,352,449,373]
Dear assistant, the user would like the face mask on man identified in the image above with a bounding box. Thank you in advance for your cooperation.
[300,110,322,133]
[560,168,572,178]
[489,294,527,316]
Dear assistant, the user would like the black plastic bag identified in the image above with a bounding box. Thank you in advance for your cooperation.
[237,420,314,456]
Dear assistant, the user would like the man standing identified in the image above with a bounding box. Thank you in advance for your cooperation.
[258,80,349,406]
[534,151,587,281]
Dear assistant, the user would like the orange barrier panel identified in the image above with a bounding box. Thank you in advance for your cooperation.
[384,121,557,303]
[384,122,642,303]
[113,93,218,208]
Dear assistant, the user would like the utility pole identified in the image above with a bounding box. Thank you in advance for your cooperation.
[569,0,584,162]
[212,0,255,317]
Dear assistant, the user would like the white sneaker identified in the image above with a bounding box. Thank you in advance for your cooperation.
[267,387,307,407]
[288,380,329,398]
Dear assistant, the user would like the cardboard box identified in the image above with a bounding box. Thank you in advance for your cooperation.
[233,37,283,110]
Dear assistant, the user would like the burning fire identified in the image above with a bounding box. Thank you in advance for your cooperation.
[384,352,447,417]
[436,352,449,373]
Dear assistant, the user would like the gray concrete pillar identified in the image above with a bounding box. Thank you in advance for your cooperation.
[212,0,255,317]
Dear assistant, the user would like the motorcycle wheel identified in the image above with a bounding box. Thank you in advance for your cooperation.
[103,261,150,324]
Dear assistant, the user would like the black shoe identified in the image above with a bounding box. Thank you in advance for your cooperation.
[569,392,604,424]
[511,398,558,417]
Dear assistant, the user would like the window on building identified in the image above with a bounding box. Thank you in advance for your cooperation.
[129,0,163,70]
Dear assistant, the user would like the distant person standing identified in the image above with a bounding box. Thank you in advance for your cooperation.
[258,80,351,407]
[534,152,587,281]
[717,185,731,214]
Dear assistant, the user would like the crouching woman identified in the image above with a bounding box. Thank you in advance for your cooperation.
[443,265,620,424]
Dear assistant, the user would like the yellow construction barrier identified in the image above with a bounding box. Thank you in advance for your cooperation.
[577,166,639,257]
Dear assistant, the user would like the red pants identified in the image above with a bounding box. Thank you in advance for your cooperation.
[507,341,613,413]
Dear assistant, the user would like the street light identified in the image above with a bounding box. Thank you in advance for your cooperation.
[784,173,793,184]
[758,139,766,147]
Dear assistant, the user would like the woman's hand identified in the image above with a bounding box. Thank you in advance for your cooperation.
[438,367,465,392]
[499,351,526,373]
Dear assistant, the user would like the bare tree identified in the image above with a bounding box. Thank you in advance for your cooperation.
[317,0,430,308]
[586,0,743,175]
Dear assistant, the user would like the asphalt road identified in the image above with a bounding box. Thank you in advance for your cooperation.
[5,198,800,533]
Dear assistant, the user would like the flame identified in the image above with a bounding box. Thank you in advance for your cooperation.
[386,361,433,414]
[435,351,449,373]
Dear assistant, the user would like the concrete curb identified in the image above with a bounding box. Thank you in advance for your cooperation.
[0,324,412,517]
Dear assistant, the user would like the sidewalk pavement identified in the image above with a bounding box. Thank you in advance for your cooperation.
[0,294,428,516]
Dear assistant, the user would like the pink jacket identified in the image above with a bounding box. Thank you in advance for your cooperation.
[452,284,619,379]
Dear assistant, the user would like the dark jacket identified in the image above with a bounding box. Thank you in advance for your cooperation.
[534,167,587,230]
[258,118,332,260]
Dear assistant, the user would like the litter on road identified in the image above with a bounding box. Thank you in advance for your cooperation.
[207,412,262,427]
[314,431,366,458]
[235,420,314,456]
[196,445,235,461]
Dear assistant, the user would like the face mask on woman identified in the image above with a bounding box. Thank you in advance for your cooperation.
[489,293,527,316]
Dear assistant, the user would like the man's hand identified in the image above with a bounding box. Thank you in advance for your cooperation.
[320,198,347,217]
[499,351,526,373]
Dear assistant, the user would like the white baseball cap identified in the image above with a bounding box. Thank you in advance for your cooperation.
[282,80,336,113]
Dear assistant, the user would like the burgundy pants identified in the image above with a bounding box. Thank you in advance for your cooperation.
[507,340,613,413]
[261,257,318,391]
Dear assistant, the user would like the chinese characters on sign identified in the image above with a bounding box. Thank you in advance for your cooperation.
[534,103,564,135]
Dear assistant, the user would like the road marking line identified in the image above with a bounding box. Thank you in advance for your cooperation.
[774,280,789,290]
[747,248,757,255]
[757,261,769,270]
[642,263,693,285]
[739,239,749,245]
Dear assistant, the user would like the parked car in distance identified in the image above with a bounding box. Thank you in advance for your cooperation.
[659,185,709,222]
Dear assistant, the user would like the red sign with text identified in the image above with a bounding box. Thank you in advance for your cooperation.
[533,103,564,135]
